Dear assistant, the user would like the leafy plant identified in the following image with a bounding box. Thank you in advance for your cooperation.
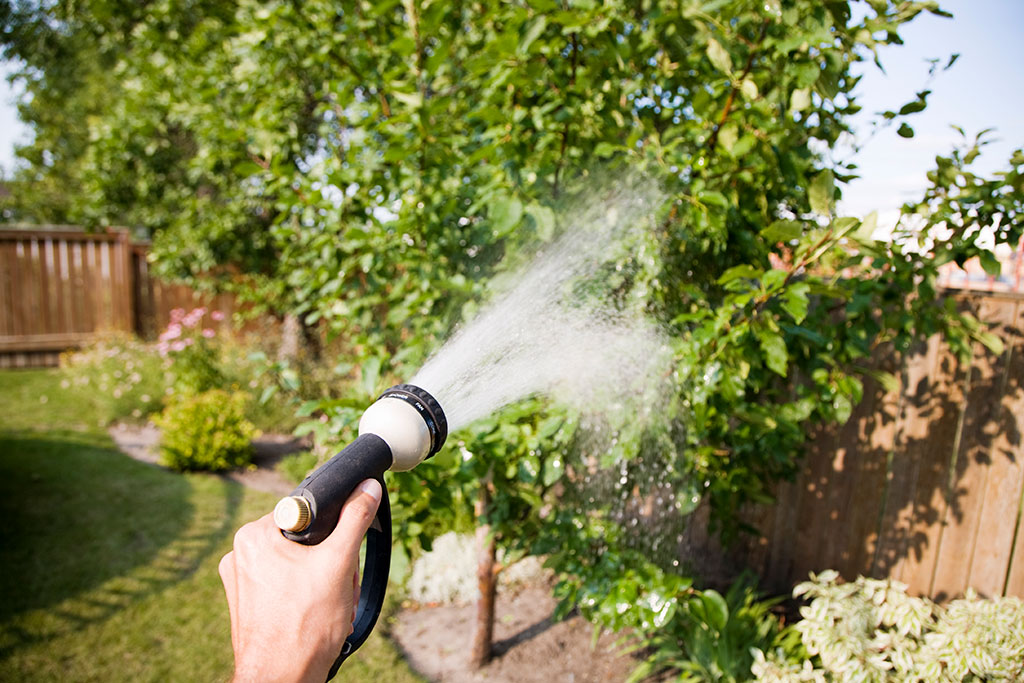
[157,307,225,395]
[59,334,165,424]
[154,390,258,472]
[543,508,792,682]
[752,571,1024,682]
[276,450,319,485]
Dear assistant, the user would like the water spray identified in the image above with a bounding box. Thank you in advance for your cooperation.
[272,383,447,678]
[272,179,669,679]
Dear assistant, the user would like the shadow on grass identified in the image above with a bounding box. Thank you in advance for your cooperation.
[0,429,244,658]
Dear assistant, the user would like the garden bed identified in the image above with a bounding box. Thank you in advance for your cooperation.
[393,583,641,683]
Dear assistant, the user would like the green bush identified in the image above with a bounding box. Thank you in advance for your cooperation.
[548,517,791,683]
[154,390,258,472]
[621,576,791,683]
[276,450,320,484]
[752,571,1024,682]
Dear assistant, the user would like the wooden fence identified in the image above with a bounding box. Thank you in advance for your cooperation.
[0,227,240,368]
[728,293,1024,601]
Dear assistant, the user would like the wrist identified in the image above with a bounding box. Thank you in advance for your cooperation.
[231,644,330,683]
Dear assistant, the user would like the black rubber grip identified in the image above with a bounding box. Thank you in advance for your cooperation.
[280,433,393,678]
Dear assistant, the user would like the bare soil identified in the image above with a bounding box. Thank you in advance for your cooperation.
[392,584,641,683]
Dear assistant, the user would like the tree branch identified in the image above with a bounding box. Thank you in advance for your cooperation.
[705,20,769,154]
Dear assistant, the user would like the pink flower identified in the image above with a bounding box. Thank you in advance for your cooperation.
[159,323,182,341]
[156,342,169,357]
[202,328,216,338]
[170,308,185,323]
[184,338,194,347]
[211,310,225,321]
[182,308,204,328]
[170,341,186,352]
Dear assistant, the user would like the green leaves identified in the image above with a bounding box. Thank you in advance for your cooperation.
[809,169,835,215]
[490,196,524,236]
[790,87,812,112]
[781,283,810,324]
[979,250,1001,277]
[518,16,547,54]
[767,573,1024,679]
[756,327,789,377]
[528,203,556,241]
[706,38,732,74]
[761,220,803,243]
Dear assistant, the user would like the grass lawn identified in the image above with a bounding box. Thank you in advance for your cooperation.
[0,369,422,682]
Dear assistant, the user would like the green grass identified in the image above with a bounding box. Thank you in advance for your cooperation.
[0,369,422,682]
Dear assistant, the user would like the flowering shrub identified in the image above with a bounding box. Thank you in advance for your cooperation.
[157,307,225,395]
[406,532,552,605]
[154,390,258,471]
[60,334,165,424]
[752,571,1024,682]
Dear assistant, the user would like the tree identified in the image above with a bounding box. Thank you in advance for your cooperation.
[4,0,1023,675]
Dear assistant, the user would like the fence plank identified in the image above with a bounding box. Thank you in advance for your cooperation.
[1007,478,1024,597]
[0,244,12,336]
[893,340,968,596]
[872,338,943,580]
[817,377,891,580]
[43,239,58,336]
[839,356,902,580]
[785,416,846,586]
[763,477,798,593]
[71,241,88,334]
[969,300,1024,596]
[929,297,1017,600]
[11,242,26,337]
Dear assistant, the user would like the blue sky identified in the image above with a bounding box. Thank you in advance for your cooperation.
[838,0,1024,223]
[1,0,1021,223]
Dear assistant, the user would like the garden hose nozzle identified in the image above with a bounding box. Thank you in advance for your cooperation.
[273,383,447,680]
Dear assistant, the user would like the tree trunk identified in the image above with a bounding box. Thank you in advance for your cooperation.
[470,480,497,668]
[278,312,302,361]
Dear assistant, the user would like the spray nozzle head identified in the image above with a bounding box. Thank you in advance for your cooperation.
[358,384,447,471]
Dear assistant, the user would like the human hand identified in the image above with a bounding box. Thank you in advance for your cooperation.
[219,479,382,683]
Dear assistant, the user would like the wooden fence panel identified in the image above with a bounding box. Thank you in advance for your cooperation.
[929,298,1015,600]
[0,229,136,358]
[0,228,252,366]
[733,294,1024,602]
[966,299,1024,596]
[838,358,900,580]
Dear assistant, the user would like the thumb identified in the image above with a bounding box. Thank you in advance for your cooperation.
[319,479,382,560]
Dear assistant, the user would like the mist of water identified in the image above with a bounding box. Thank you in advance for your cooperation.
[411,181,671,432]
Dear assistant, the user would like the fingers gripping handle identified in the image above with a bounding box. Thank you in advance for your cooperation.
[328,483,389,679]
[277,434,394,679]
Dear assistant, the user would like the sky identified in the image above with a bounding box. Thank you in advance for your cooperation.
[1,0,1021,223]
[837,0,1024,225]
